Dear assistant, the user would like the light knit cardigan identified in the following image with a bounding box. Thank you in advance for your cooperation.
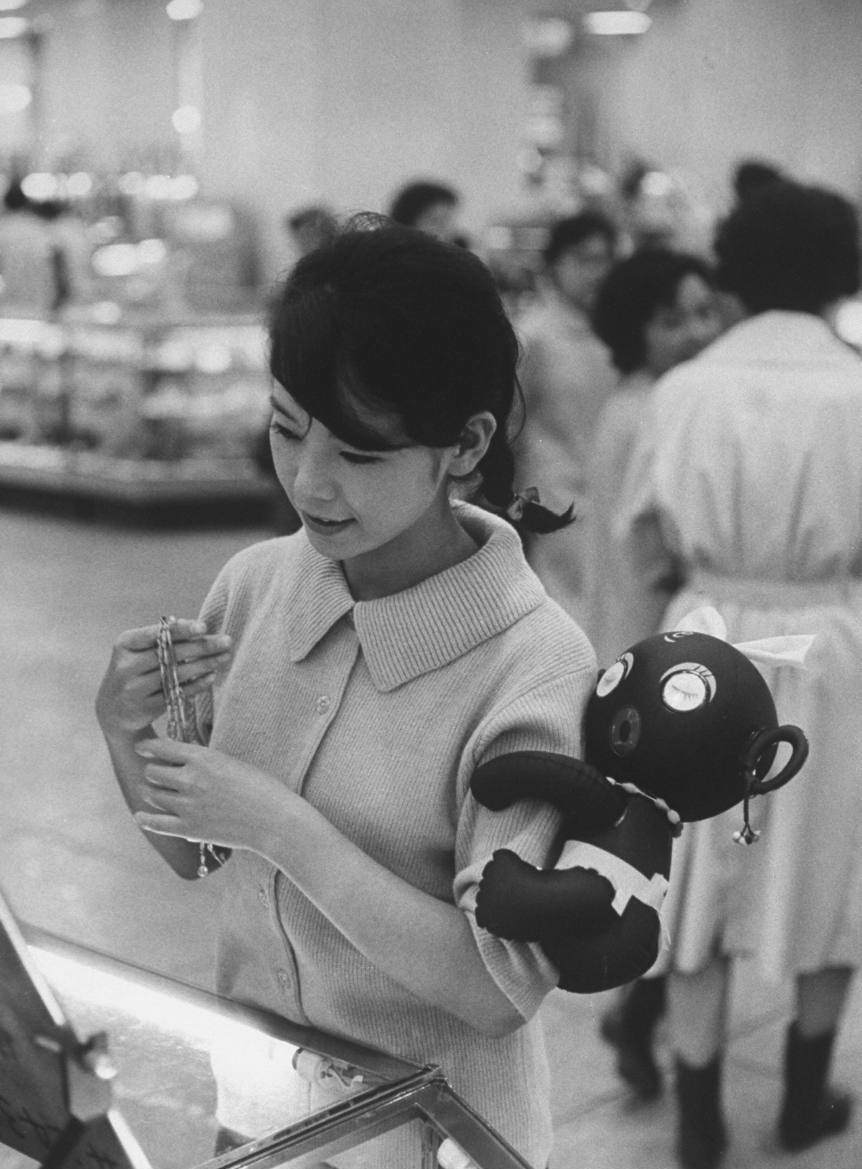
[197,502,596,1167]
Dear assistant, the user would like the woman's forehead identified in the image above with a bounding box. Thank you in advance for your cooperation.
[270,377,410,447]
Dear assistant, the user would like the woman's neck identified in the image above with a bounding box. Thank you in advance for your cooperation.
[343,505,478,601]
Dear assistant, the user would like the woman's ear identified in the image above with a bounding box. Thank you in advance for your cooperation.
[449,411,497,477]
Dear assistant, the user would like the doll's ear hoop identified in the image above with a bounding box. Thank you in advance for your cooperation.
[744,725,810,795]
[733,725,809,846]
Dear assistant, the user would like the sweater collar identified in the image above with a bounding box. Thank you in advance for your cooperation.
[283,502,546,691]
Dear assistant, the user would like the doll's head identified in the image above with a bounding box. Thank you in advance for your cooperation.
[585,629,808,824]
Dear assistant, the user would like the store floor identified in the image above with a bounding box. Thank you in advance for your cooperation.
[1,506,860,1169]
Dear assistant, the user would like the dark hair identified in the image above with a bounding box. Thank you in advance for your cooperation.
[592,249,715,374]
[269,221,570,534]
[389,181,458,228]
[543,211,618,267]
[286,204,337,235]
[714,180,860,313]
[3,180,30,213]
[732,158,785,205]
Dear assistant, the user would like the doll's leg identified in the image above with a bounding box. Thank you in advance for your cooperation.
[778,964,855,1151]
[668,956,731,1169]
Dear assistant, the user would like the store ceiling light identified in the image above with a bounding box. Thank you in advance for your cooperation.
[0,82,31,113]
[172,104,202,134]
[584,11,652,35]
[21,172,58,200]
[0,0,27,9]
[0,15,29,36]
[166,0,203,20]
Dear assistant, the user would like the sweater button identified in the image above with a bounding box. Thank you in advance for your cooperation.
[315,695,331,715]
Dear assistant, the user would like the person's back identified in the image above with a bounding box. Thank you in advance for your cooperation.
[642,314,862,584]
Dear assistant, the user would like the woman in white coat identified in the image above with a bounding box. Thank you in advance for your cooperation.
[617,181,862,1168]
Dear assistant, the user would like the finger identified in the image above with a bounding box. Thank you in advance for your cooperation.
[143,763,188,791]
[182,672,217,698]
[118,620,209,652]
[133,812,189,837]
[173,655,230,684]
[171,636,232,665]
[136,737,202,763]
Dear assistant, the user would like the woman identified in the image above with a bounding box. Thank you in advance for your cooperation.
[617,182,862,1168]
[96,222,595,1169]
[584,247,722,668]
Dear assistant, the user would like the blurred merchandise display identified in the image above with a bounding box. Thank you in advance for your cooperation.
[0,309,275,509]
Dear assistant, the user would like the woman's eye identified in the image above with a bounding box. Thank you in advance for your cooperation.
[340,451,382,465]
[270,420,299,440]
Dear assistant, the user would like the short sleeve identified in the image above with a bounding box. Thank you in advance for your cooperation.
[452,666,594,1021]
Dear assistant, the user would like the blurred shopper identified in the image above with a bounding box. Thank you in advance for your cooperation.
[388,178,463,244]
[514,210,618,622]
[0,179,57,313]
[585,248,722,667]
[96,221,593,1169]
[730,157,786,209]
[616,181,862,1168]
[284,203,338,261]
[584,248,723,1103]
[34,198,94,309]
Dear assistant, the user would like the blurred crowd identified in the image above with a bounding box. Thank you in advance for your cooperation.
[501,162,862,1169]
[366,163,862,1169]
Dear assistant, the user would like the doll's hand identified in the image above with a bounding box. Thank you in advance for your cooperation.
[132,737,289,854]
[95,620,233,737]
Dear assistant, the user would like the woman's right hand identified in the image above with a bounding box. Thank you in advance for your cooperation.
[95,619,233,739]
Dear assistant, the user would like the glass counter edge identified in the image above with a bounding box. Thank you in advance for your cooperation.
[21,922,423,1087]
[22,924,534,1169]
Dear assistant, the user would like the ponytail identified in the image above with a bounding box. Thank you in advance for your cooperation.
[476,425,574,536]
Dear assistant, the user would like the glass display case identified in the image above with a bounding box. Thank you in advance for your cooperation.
[0,311,276,513]
[0,890,532,1169]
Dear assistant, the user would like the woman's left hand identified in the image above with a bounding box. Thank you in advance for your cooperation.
[133,737,290,854]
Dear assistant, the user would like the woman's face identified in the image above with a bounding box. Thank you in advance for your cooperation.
[643,273,722,378]
[552,233,615,313]
[268,383,461,596]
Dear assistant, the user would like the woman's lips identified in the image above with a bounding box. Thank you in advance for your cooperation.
[302,512,354,535]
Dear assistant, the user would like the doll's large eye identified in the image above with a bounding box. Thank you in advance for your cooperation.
[596,652,634,697]
[661,662,716,711]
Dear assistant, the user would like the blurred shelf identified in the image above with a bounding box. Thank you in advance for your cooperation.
[0,442,274,505]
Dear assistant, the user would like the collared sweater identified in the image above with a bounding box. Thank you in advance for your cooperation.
[196,502,596,1167]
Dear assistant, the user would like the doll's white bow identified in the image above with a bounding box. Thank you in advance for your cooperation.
[674,606,815,669]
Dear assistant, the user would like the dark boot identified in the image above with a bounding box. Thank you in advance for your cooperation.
[674,1056,727,1169]
[777,1021,853,1151]
[600,978,666,1100]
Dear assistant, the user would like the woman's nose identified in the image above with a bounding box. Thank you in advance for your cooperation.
[292,442,337,502]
